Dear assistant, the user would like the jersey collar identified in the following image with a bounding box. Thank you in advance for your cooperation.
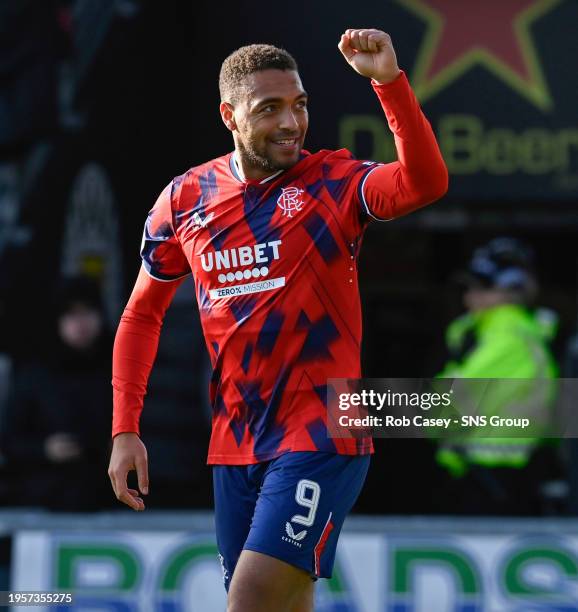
[230,151,284,185]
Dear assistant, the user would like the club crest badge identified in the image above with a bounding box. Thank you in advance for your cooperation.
[277,186,305,218]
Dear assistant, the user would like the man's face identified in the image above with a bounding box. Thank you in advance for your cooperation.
[223,69,308,178]
[58,303,103,350]
[464,287,508,312]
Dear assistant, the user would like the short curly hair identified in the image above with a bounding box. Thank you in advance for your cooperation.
[219,44,298,104]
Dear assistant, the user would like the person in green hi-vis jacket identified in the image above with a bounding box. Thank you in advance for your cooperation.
[436,237,560,516]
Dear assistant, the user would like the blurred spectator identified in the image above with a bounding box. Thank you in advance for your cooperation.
[0,276,114,511]
[435,238,561,515]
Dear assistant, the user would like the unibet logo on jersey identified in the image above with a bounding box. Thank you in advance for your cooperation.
[199,239,284,299]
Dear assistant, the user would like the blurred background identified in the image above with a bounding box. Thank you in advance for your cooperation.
[0,0,577,609]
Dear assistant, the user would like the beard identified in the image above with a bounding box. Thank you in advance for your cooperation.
[236,136,298,174]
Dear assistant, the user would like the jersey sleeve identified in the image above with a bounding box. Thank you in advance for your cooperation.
[140,182,191,281]
[112,266,184,437]
[326,71,448,227]
[360,72,448,221]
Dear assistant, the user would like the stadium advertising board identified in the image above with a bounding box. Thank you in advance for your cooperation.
[351,0,578,200]
[12,529,578,611]
[251,0,578,201]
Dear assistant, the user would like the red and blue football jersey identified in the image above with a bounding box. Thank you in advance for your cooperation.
[142,149,377,463]
[113,72,448,465]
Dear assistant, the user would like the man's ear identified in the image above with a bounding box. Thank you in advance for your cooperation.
[220,102,237,132]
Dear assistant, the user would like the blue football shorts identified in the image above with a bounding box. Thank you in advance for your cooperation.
[213,451,370,590]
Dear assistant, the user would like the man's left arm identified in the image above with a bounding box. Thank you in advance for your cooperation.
[339,29,448,220]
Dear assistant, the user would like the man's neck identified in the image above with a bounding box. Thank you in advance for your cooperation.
[233,151,282,183]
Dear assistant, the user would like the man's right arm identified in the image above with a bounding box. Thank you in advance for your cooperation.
[109,266,185,510]
[112,265,184,436]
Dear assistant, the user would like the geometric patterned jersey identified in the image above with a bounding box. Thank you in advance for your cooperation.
[141,149,376,463]
[114,72,448,464]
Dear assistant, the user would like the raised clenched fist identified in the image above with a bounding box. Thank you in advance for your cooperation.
[338,28,401,85]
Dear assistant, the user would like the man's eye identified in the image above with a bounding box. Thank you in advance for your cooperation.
[262,105,276,113]
[296,101,307,110]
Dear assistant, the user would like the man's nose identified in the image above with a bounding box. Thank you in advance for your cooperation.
[278,108,299,131]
